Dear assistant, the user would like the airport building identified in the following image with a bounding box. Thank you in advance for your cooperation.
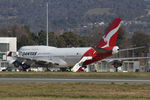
[0,37,17,70]
[146,48,150,72]
[87,60,141,72]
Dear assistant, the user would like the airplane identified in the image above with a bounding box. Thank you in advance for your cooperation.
[7,18,149,72]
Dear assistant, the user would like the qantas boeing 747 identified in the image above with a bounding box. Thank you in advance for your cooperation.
[8,18,148,72]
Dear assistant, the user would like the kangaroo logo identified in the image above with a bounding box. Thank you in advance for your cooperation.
[102,23,121,48]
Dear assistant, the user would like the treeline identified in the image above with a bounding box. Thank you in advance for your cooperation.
[0,24,150,57]
[34,30,88,48]
[0,24,89,48]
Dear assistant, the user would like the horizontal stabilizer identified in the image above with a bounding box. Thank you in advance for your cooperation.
[93,47,112,54]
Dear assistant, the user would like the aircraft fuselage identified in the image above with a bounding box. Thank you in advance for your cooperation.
[18,46,91,67]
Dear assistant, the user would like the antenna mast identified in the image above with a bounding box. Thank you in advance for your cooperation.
[46,2,49,46]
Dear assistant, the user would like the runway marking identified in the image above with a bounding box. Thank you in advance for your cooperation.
[0,78,149,84]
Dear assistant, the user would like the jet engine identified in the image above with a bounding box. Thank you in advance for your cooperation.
[13,60,21,67]
[22,63,30,71]
[13,60,30,71]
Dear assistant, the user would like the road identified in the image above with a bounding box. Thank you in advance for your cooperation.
[0,77,150,84]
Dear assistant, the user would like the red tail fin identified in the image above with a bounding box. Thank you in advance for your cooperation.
[97,18,122,48]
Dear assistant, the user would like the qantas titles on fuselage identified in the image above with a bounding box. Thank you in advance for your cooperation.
[22,52,37,56]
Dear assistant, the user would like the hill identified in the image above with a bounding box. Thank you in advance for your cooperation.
[0,0,149,34]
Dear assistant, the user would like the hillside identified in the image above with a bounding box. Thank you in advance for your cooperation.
[0,0,149,34]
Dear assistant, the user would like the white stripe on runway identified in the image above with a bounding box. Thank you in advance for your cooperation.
[0,78,149,84]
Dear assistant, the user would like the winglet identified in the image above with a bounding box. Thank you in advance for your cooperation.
[7,52,12,56]
[97,18,122,48]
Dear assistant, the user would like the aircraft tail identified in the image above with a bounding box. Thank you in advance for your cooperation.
[97,18,122,49]
[72,18,122,72]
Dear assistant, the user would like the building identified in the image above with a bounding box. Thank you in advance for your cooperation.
[87,60,140,72]
[0,37,17,69]
[122,61,140,72]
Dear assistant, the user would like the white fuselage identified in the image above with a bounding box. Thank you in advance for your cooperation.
[18,46,91,67]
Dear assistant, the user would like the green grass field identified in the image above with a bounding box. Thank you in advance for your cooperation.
[0,72,150,100]
[0,72,150,78]
[0,82,150,100]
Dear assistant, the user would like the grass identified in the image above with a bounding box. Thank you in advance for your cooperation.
[0,82,150,100]
[0,72,150,78]
[0,72,149,100]
[1,97,150,100]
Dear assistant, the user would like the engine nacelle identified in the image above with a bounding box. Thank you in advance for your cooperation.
[13,60,30,71]
[112,46,119,54]
[13,61,21,67]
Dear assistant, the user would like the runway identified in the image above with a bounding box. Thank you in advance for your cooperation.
[0,77,150,84]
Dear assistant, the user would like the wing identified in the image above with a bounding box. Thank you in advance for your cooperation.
[7,51,68,67]
[93,46,145,54]
[9,55,67,67]
[119,46,145,52]
[33,57,67,66]
[102,56,150,63]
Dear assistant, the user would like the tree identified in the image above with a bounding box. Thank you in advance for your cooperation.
[0,24,37,49]
[48,32,57,47]
[117,27,131,49]
[37,30,46,45]
[78,36,88,47]
[56,36,66,47]
[131,32,150,56]
[18,35,30,48]
[62,32,80,47]
[87,27,105,47]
